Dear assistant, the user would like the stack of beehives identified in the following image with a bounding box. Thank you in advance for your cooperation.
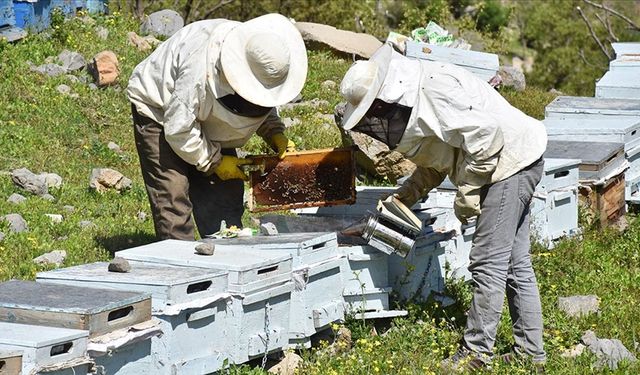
[543,42,640,226]
[0,232,350,374]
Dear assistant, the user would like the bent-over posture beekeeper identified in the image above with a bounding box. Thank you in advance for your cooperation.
[127,14,306,240]
[338,44,547,371]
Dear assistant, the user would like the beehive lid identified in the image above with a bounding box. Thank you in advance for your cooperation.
[544,140,624,166]
[37,262,227,287]
[543,158,582,173]
[116,239,291,272]
[612,42,640,58]
[544,117,640,134]
[545,96,640,116]
[0,322,87,348]
[597,70,640,89]
[206,232,336,251]
[0,280,149,314]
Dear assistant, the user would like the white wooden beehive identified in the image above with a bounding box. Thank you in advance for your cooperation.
[404,40,500,82]
[0,322,91,375]
[116,239,293,294]
[596,70,640,100]
[37,262,231,374]
[339,245,389,296]
[388,235,452,303]
[545,96,640,122]
[343,287,407,320]
[205,232,338,268]
[543,117,640,152]
[537,158,581,193]
[207,233,343,348]
[116,239,294,365]
[287,257,344,348]
[530,188,580,248]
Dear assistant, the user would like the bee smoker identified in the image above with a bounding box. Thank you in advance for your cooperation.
[360,213,418,258]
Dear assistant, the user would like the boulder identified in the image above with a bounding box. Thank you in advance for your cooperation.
[498,65,526,91]
[267,352,303,375]
[11,168,48,196]
[7,193,27,204]
[140,9,184,38]
[582,330,637,370]
[127,31,161,52]
[40,173,63,189]
[90,168,132,192]
[295,22,382,58]
[108,257,131,273]
[2,214,28,233]
[558,295,600,317]
[57,50,86,71]
[31,63,67,77]
[33,250,66,267]
[88,51,120,87]
[96,26,109,40]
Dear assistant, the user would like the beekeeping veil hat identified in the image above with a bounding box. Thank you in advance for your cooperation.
[339,44,419,130]
[220,13,308,107]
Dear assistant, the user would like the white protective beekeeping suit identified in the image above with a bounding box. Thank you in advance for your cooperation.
[341,44,547,221]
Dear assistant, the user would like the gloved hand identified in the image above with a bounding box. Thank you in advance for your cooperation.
[454,185,481,225]
[208,156,253,181]
[271,133,296,159]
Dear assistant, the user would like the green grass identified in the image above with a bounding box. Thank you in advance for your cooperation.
[1,12,639,374]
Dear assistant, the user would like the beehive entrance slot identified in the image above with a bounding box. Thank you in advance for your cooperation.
[632,130,637,136]
[187,281,212,294]
[606,154,618,163]
[312,242,326,250]
[554,170,569,179]
[50,342,72,357]
[0,360,5,369]
[257,265,278,275]
[108,306,133,322]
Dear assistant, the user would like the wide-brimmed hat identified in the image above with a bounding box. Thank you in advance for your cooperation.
[220,13,308,108]
[340,44,393,130]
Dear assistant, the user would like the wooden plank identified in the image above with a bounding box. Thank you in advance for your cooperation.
[87,298,152,338]
[0,307,87,331]
[0,353,22,375]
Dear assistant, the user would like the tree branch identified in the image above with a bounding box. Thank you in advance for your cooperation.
[583,0,640,31]
[594,12,618,43]
[577,6,612,60]
[203,0,236,20]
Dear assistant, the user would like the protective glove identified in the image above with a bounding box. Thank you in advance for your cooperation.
[208,156,253,181]
[271,133,296,159]
[454,185,481,225]
[379,189,419,209]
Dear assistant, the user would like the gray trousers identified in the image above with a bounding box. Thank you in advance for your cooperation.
[132,105,244,240]
[463,158,546,363]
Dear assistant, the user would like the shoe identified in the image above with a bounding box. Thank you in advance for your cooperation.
[499,351,545,374]
[441,347,489,372]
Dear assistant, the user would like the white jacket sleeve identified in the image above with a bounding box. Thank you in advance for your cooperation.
[426,72,504,189]
[163,67,221,173]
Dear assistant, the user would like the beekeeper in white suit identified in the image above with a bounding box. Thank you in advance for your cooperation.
[338,44,547,371]
[127,14,306,240]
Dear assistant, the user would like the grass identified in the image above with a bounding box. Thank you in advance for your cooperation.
[1,12,639,374]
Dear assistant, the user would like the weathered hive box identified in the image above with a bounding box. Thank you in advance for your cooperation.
[0,280,151,338]
[596,70,640,100]
[537,158,581,193]
[205,232,338,268]
[0,322,91,375]
[207,233,343,348]
[116,239,294,364]
[388,234,453,303]
[545,140,627,183]
[339,245,407,320]
[545,96,640,122]
[545,140,627,226]
[404,40,499,82]
[608,42,640,71]
[0,0,26,41]
[543,117,640,152]
[37,262,231,374]
[530,188,579,248]
[0,350,23,375]
[13,0,51,32]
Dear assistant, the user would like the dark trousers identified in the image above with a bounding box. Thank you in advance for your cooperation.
[132,105,244,240]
